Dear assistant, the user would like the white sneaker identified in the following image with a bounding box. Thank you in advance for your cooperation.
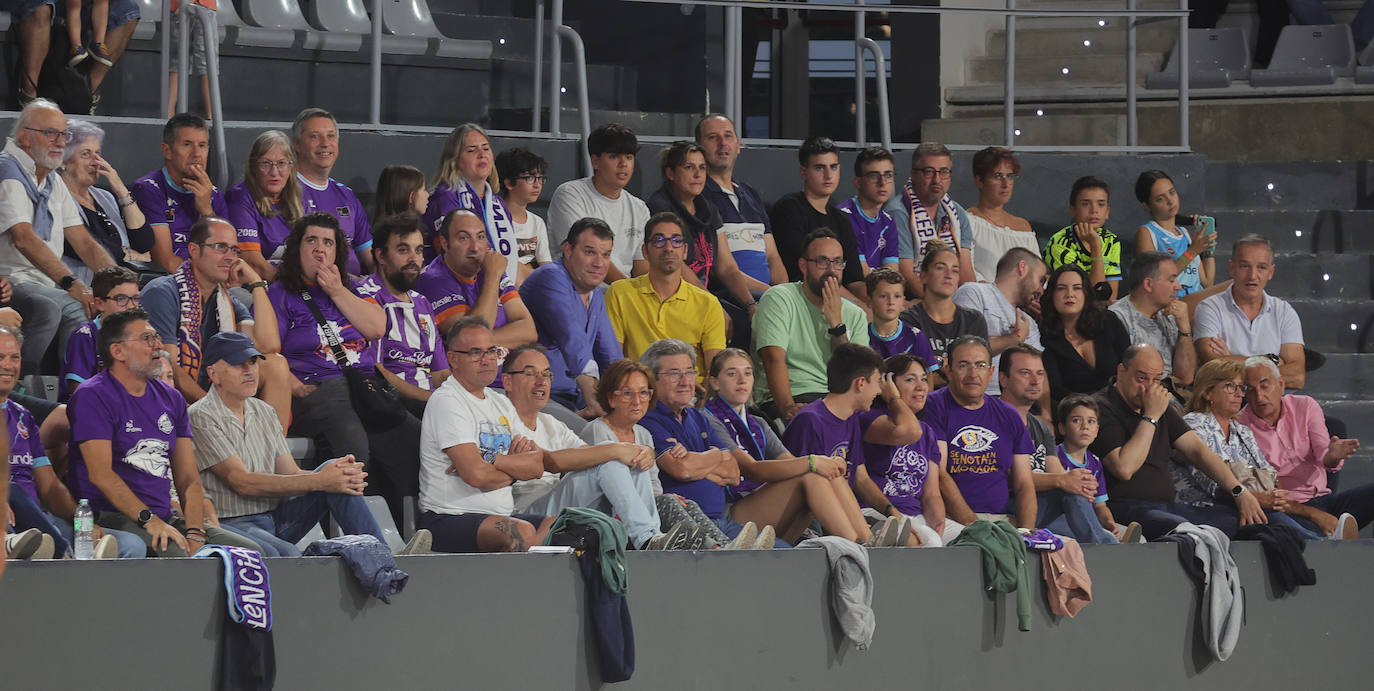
[94,534,119,559]
[752,524,777,550]
[724,522,758,550]
[1333,513,1359,540]
[398,529,432,555]
[5,528,43,559]
[32,533,55,559]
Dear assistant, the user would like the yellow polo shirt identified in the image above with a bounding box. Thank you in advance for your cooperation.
[605,274,726,383]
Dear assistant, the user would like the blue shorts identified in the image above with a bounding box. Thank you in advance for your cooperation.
[1,0,54,21]
[420,511,546,553]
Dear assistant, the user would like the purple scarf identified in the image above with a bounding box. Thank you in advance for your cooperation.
[704,396,765,496]
[195,544,273,630]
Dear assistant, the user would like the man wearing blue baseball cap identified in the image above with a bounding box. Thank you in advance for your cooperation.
[188,331,430,556]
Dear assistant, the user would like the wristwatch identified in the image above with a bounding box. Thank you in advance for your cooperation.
[246,280,270,292]
[1230,485,1246,498]
[1141,415,1158,427]
[59,275,76,290]
[136,508,153,527]
[828,323,847,337]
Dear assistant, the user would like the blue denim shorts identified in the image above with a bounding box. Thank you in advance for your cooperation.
[1,0,54,22]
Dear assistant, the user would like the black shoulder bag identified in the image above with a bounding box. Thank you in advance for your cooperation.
[299,290,407,430]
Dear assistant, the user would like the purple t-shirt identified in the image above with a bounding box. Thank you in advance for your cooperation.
[298,174,373,275]
[921,388,1034,514]
[357,273,447,390]
[422,180,518,272]
[1059,443,1110,504]
[227,180,294,263]
[130,167,229,258]
[6,400,49,505]
[781,399,865,482]
[67,374,192,520]
[869,321,938,367]
[837,197,899,268]
[268,281,377,383]
[60,317,101,402]
[414,258,516,329]
[860,410,941,516]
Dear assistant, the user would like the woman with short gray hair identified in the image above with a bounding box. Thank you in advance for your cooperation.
[59,119,154,283]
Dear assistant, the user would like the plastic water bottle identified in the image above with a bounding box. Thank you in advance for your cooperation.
[74,500,94,560]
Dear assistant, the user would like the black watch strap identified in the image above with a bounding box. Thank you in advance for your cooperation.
[246,281,269,291]
[828,323,847,337]
[136,508,153,527]
[59,275,76,290]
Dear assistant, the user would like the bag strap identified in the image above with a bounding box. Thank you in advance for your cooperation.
[299,290,351,369]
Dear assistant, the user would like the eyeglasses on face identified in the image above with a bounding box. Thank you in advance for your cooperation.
[25,126,74,144]
[862,171,896,182]
[506,366,554,381]
[656,368,697,381]
[804,256,846,270]
[102,294,142,307]
[198,242,241,257]
[951,361,990,372]
[450,345,509,361]
[517,174,547,185]
[118,332,163,346]
[914,167,953,179]
[255,159,293,173]
[614,389,653,401]
[647,235,686,249]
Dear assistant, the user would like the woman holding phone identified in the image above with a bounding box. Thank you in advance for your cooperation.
[1133,170,1217,297]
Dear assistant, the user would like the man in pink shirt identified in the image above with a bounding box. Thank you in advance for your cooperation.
[1238,356,1368,538]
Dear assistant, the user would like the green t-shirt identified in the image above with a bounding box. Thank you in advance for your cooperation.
[1043,225,1122,282]
[751,282,871,405]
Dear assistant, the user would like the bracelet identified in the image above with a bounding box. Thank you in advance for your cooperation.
[1178,331,1192,338]
[186,535,207,543]
[884,503,896,516]
[1182,250,1195,261]
[1089,256,1106,263]
[808,454,816,473]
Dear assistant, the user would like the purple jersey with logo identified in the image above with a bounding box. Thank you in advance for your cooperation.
[60,317,101,402]
[414,259,516,329]
[922,388,1033,513]
[131,167,229,258]
[782,399,866,482]
[422,180,518,273]
[869,321,938,367]
[357,273,448,390]
[227,180,294,263]
[67,374,192,521]
[860,410,941,515]
[837,197,899,268]
[1059,443,1110,503]
[298,175,372,275]
[268,281,377,383]
[6,400,50,505]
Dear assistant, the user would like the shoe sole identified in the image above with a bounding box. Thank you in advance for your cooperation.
[92,55,114,67]
[68,54,88,67]
[726,522,757,550]
[1338,513,1359,540]
[94,535,119,559]
[7,528,43,559]
[753,525,776,550]
[666,524,707,551]
[33,534,55,560]
[399,529,432,555]
[1122,522,1143,544]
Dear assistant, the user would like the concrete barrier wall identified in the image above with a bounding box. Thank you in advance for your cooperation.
[3,541,1373,689]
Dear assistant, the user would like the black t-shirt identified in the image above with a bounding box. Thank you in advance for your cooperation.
[1089,382,1190,504]
[768,192,863,285]
[899,303,989,366]
[1042,312,1131,410]
[1025,414,1054,473]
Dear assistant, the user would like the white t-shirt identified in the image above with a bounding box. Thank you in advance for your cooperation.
[581,417,662,493]
[0,139,84,287]
[952,281,1042,395]
[419,379,524,515]
[546,177,647,278]
[968,215,1039,283]
[1194,288,1304,356]
[512,212,553,266]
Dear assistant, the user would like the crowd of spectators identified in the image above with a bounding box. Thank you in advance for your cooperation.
[4,100,1372,569]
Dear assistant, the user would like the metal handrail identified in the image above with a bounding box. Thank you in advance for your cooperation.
[170,4,229,185]
[853,2,891,150]
[555,23,593,176]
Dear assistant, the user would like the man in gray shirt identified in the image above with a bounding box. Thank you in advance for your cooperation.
[189,332,428,556]
[1108,251,1197,386]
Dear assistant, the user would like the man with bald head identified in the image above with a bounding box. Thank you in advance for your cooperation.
[1090,343,1265,539]
[0,99,116,373]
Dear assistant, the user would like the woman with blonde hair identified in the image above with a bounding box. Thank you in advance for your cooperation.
[422,124,517,274]
[228,130,303,281]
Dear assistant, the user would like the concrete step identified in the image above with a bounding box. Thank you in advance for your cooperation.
[1206,161,1374,212]
[985,24,1176,58]
[1208,211,1374,251]
[1316,400,1374,436]
[1290,299,1374,353]
[965,51,1165,85]
[1305,354,1374,400]
[1207,252,1374,301]
[921,113,1125,147]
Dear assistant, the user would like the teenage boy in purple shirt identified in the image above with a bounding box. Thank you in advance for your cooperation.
[836,147,900,274]
[130,113,229,272]
[291,107,374,276]
[518,217,624,416]
[923,335,1038,529]
[61,265,139,401]
[357,212,450,415]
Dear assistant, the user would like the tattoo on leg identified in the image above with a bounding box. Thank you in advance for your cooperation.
[492,518,529,552]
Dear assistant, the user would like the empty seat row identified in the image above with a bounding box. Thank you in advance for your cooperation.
[1148,24,1374,89]
[129,0,491,59]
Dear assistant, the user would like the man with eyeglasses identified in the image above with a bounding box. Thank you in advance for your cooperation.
[291,108,374,276]
[0,99,116,375]
[768,136,869,312]
[418,316,556,552]
[416,210,536,352]
[952,247,1045,396]
[357,212,450,417]
[1238,356,1371,539]
[520,217,624,418]
[753,230,871,421]
[836,147,900,275]
[60,266,139,401]
[885,141,975,297]
[923,335,1037,529]
[1089,344,1266,540]
[130,113,229,273]
[606,212,725,386]
[67,309,262,556]
[140,216,291,429]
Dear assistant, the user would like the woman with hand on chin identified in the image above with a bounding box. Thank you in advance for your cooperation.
[59,120,155,281]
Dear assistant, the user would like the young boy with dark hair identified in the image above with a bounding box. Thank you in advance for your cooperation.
[1053,393,1129,542]
[60,266,141,401]
[1042,176,1123,300]
[495,147,551,284]
[865,267,937,367]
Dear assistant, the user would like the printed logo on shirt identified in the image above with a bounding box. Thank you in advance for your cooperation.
[157,413,173,434]
[478,418,513,462]
[15,420,29,439]
[882,445,930,497]
[947,425,1005,476]
[165,209,176,222]
[123,438,172,479]
[952,425,999,453]
[355,281,382,298]
[336,206,351,218]
[124,420,143,433]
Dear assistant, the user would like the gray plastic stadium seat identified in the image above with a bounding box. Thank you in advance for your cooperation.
[241,0,360,51]
[302,0,429,55]
[1358,66,1374,83]
[132,0,160,40]
[286,436,315,462]
[1145,27,1250,90]
[365,496,407,552]
[1250,24,1356,86]
[215,0,295,48]
[377,0,492,59]
[0,11,9,33]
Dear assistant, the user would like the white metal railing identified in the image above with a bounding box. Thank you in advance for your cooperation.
[161,2,229,185]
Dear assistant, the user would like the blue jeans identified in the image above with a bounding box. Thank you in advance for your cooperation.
[529,461,659,549]
[1286,0,1374,47]
[713,516,790,548]
[8,481,144,557]
[1037,490,1118,544]
[1293,482,1374,536]
[220,492,385,557]
[1108,498,1242,540]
